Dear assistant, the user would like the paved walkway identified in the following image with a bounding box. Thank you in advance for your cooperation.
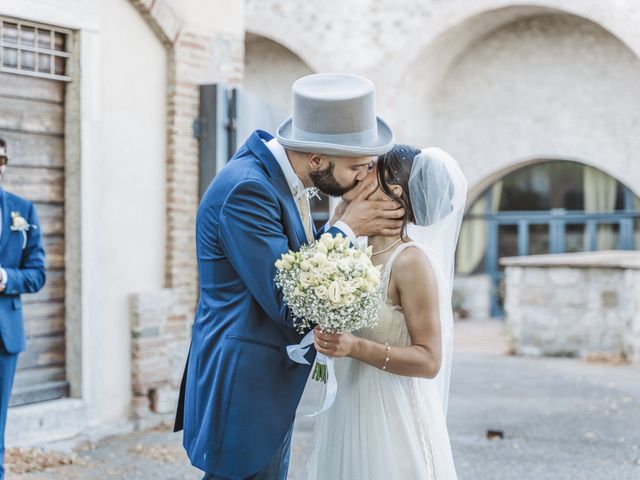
[8,320,640,479]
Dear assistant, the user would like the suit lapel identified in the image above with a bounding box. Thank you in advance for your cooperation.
[246,131,309,246]
[0,190,11,256]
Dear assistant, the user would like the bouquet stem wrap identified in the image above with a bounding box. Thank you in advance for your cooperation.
[287,330,337,417]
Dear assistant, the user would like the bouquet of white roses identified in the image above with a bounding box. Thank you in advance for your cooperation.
[275,233,382,384]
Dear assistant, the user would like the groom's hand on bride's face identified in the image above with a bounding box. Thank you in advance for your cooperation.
[340,181,404,237]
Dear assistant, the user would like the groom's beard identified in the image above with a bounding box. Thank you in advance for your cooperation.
[309,162,357,197]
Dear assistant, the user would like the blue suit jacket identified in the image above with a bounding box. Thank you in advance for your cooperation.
[175,131,346,478]
[0,189,46,354]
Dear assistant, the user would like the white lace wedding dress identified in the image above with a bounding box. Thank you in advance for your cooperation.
[306,242,458,480]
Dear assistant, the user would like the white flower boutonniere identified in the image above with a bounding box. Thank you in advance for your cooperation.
[10,211,38,249]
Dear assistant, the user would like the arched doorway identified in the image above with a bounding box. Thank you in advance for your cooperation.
[243,32,313,113]
[457,160,640,316]
[392,11,640,199]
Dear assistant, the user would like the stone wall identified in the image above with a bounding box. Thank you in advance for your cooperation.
[503,251,640,362]
[453,274,493,319]
[245,0,640,201]
[130,290,176,426]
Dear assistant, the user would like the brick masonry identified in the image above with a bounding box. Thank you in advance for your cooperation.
[127,0,243,421]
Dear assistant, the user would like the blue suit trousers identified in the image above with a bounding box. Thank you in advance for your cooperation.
[201,422,293,480]
[0,341,18,480]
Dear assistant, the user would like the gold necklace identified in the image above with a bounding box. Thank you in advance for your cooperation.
[371,238,403,257]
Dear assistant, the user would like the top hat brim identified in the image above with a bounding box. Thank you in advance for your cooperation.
[276,116,395,157]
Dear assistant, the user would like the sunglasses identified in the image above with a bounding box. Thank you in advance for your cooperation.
[0,155,7,166]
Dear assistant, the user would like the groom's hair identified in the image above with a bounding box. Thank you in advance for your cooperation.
[377,144,421,234]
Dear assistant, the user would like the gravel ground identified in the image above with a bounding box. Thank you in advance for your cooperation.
[8,320,640,480]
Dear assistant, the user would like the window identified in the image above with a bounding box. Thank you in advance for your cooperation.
[0,17,71,81]
[456,160,640,317]
[498,161,626,212]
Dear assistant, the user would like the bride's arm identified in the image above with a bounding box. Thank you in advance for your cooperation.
[314,248,443,379]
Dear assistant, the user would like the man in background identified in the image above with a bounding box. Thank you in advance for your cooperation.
[0,136,46,479]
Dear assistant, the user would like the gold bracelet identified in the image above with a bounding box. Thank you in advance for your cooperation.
[381,342,391,371]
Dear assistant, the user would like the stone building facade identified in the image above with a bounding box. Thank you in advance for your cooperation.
[1,0,640,447]
[243,0,640,317]
[0,0,244,445]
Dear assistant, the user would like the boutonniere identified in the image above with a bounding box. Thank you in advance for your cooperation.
[306,187,321,200]
[10,211,37,249]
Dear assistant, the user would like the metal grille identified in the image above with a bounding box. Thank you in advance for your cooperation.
[0,16,71,81]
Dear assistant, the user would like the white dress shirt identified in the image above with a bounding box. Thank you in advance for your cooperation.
[264,138,357,244]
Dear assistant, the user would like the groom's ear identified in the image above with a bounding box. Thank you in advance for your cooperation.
[308,153,325,171]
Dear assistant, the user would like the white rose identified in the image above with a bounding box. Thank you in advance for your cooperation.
[316,243,329,254]
[275,259,292,271]
[319,233,334,247]
[336,258,352,274]
[319,261,338,277]
[300,260,312,271]
[367,266,382,285]
[299,271,316,288]
[312,252,328,265]
[340,279,358,294]
[342,293,356,306]
[358,255,372,268]
[327,281,342,304]
[350,277,366,291]
[283,253,297,265]
[314,285,329,300]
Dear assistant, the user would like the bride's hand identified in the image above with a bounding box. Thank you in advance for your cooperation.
[314,326,358,358]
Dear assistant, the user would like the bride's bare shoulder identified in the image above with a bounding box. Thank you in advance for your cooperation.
[393,245,436,286]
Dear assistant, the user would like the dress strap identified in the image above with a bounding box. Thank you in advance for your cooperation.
[381,241,419,299]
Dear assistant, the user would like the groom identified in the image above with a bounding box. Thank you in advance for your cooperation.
[175,73,402,480]
[0,136,46,479]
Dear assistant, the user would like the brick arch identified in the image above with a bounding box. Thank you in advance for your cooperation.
[128,0,183,45]
[385,3,640,210]
[389,1,640,89]
[466,156,640,210]
[380,1,640,118]
[245,13,331,73]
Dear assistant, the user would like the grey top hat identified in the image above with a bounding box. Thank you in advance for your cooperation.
[276,73,394,157]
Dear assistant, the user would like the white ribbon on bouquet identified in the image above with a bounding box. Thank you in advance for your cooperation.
[287,330,337,417]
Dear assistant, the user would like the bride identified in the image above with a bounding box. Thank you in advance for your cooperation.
[306,145,467,480]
